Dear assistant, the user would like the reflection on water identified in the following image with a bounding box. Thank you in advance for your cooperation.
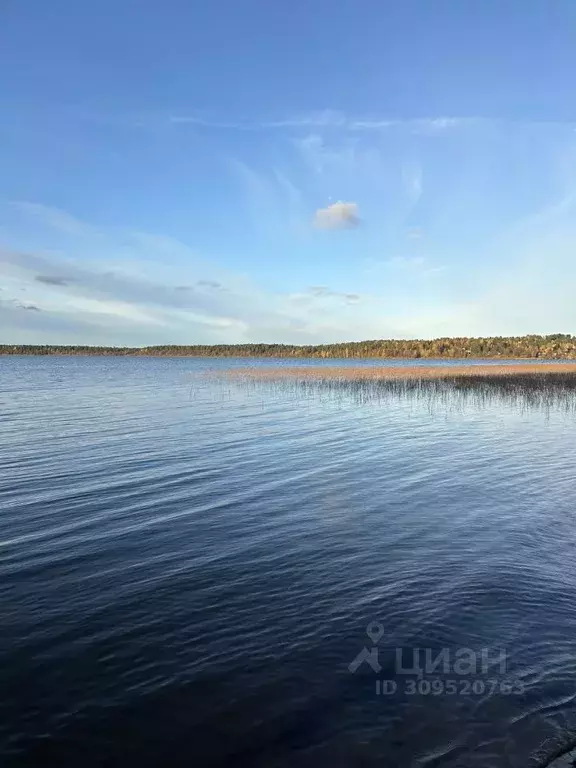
[2,357,576,767]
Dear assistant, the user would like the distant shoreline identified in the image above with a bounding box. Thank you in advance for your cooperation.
[0,353,569,360]
[2,335,576,359]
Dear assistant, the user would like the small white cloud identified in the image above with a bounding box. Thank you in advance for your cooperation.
[313,201,360,230]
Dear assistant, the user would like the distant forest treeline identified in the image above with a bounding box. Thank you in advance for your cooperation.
[2,335,576,359]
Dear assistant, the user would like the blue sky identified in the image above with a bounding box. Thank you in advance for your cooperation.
[1,0,576,345]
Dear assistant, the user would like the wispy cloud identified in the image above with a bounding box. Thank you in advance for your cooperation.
[293,133,379,179]
[0,281,42,314]
[402,163,423,206]
[229,158,306,236]
[196,280,224,290]
[12,202,94,237]
[0,297,42,312]
[289,286,363,306]
[166,111,479,134]
[313,201,360,230]
[167,115,245,129]
[5,113,576,346]
[0,214,377,344]
[364,256,445,278]
[35,274,70,286]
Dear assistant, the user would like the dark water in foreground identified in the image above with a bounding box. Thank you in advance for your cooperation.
[2,357,576,767]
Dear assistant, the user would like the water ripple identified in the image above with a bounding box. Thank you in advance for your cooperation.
[2,356,576,766]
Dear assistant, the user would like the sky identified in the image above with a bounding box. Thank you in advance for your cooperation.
[1,0,576,346]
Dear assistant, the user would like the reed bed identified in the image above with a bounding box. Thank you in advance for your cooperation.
[229,363,576,380]
[217,363,576,414]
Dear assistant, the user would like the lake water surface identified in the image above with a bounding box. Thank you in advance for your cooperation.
[1,356,576,767]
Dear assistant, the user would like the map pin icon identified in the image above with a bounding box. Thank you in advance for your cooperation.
[366,621,384,644]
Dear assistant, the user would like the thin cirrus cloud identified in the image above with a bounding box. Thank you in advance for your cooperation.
[313,201,360,230]
[11,201,94,237]
[166,111,479,134]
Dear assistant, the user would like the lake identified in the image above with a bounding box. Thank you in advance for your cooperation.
[1,356,576,767]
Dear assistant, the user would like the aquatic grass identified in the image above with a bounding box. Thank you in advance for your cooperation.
[215,365,576,415]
